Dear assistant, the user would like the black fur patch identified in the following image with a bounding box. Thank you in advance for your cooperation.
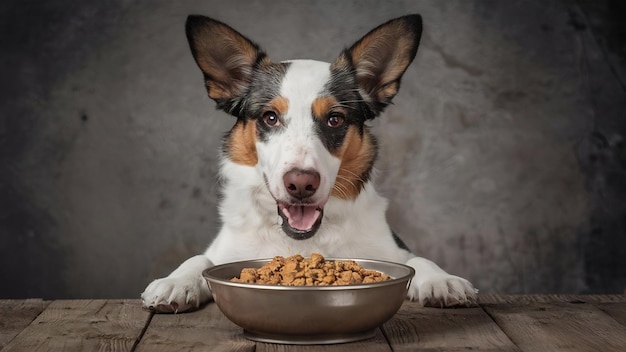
[220,62,289,156]
[310,62,378,191]
[247,62,290,143]
[392,230,410,251]
[313,63,374,153]
[227,62,290,144]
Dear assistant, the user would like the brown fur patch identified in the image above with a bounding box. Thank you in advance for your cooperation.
[268,96,289,117]
[227,120,258,166]
[312,96,339,120]
[332,126,376,199]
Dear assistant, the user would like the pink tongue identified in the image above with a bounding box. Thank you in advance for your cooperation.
[282,205,321,231]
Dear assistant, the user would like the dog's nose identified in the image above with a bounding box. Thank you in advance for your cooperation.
[283,168,320,199]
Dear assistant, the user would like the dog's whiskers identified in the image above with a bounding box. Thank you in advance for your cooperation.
[332,181,350,199]
[335,175,360,190]
[333,103,358,111]
[334,172,364,194]
[338,167,366,182]
[336,98,368,105]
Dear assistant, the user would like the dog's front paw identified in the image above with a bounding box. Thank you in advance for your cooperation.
[408,274,477,308]
[141,274,211,313]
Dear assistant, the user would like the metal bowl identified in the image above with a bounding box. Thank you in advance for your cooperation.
[202,258,414,344]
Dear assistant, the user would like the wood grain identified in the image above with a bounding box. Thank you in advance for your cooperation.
[3,296,626,351]
[0,299,49,350]
[593,302,626,326]
[134,303,256,352]
[1,300,149,352]
[479,294,626,304]
[482,297,626,352]
[382,300,520,351]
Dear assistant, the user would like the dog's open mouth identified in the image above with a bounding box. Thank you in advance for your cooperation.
[277,203,323,240]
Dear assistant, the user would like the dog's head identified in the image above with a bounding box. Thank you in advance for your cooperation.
[186,15,422,240]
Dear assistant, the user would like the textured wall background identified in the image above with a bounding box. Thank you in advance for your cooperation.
[1,0,625,299]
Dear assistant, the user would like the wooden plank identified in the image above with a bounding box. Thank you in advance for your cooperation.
[1,300,149,352]
[482,296,626,352]
[381,300,520,351]
[593,302,626,326]
[0,299,50,350]
[135,303,255,352]
[479,294,626,304]
[571,295,626,303]
[255,328,391,352]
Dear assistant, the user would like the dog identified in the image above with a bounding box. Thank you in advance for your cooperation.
[141,14,477,313]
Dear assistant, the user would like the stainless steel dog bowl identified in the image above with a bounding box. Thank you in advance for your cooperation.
[202,258,414,344]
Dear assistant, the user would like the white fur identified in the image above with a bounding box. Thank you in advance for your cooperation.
[259,60,338,207]
[141,60,477,313]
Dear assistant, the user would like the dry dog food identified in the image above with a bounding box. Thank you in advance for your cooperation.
[231,253,390,286]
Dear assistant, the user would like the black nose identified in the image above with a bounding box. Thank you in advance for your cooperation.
[283,168,320,199]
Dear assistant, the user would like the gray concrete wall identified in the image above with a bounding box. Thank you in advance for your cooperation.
[1,0,625,299]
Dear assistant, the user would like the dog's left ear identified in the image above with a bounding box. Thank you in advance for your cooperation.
[333,15,422,115]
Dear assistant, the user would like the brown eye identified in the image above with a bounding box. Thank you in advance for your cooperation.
[263,111,280,127]
[327,113,344,128]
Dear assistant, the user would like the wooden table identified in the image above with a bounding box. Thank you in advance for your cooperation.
[1,295,625,351]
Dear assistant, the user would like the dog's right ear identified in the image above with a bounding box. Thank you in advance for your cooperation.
[333,15,422,117]
[186,15,268,114]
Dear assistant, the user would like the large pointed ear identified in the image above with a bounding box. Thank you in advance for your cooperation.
[333,15,422,115]
[185,15,269,114]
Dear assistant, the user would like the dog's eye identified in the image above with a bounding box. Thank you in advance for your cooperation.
[262,111,280,127]
[327,113,344,128]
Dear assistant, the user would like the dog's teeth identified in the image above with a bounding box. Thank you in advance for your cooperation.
[277,214,283,225]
